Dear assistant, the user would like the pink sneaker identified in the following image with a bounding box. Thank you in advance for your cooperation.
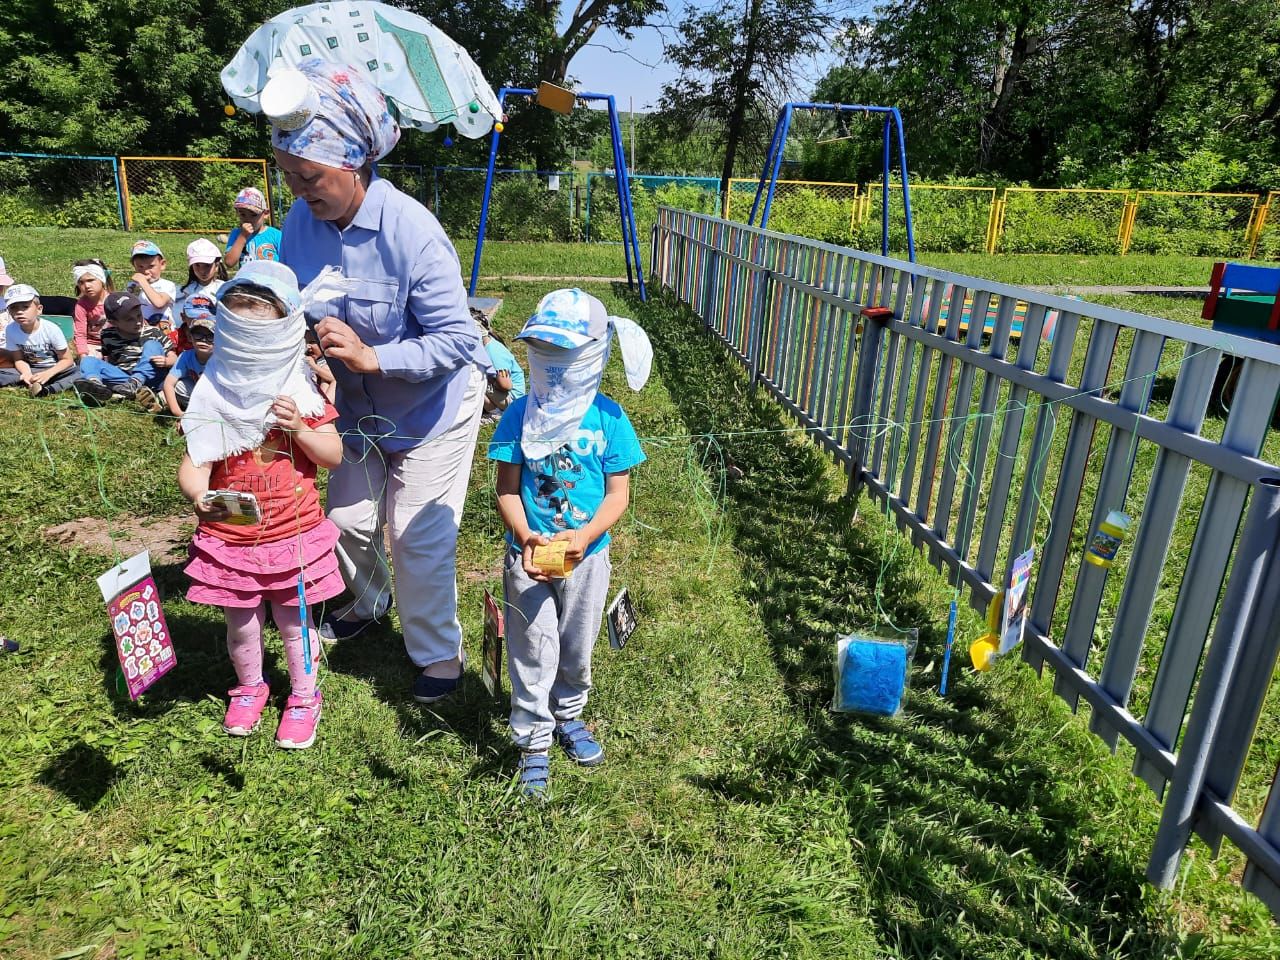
[275,691,323,750]
[223,682,270,736]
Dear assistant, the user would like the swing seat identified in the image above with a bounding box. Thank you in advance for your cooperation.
[1202,262,1280,345]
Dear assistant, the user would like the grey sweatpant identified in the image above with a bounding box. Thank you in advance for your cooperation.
[503,545,612,753]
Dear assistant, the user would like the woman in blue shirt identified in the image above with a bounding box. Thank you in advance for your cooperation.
[267,59,490,704]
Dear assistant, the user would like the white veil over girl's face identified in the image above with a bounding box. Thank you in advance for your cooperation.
[181,263,346,467]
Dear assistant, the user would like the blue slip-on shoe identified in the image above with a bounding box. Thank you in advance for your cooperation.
[318,613,375,644]
[553,720,605,766]
[413,669,462,704]
[517,752,551,800]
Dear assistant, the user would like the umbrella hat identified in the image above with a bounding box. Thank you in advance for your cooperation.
[222,1,501,137]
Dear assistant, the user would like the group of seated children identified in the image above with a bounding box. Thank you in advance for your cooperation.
[0,188,284,414]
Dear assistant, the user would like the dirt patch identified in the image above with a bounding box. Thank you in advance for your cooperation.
[44,515,193,561]
[459,551,504,585]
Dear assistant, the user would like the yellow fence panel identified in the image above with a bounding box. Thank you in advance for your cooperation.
[724,179,860,244]
[1252,192,1278,260]
[1126,190,1260,258]
[997,188,1131,255]
[861,184,997,254]
[120,157,272,233]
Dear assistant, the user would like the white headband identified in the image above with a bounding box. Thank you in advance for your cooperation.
[74,264,107,286]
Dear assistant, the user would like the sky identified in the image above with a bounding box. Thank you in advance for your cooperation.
[563,3,857,113]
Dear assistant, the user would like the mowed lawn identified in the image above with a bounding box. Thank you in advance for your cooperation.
[1,234,1278,957]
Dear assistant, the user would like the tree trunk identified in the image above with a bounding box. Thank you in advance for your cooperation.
[719,0,765,198]
[978,18,1030,171]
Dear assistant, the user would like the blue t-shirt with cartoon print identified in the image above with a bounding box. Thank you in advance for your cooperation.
[488,394,645,557]
[225,225,282,265]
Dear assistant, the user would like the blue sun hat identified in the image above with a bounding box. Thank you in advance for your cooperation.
[217,259,302,314]
[516,288,610,350]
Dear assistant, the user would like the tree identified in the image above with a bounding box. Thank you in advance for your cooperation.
[657,0,835,197]
[811,0,1280,191]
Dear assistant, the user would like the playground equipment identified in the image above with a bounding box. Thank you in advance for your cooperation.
[1203,261,1280,344]
[748,103,917,261]
[468,84,646,300]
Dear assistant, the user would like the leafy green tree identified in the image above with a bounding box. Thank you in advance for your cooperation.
[657,0,835,196]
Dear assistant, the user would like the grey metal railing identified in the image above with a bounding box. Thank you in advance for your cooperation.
[652,205,1280,915]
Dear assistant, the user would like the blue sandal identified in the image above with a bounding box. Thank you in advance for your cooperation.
[517,752,551,800]
[554,720,605,766]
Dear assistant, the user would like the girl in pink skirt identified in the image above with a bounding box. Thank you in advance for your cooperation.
[177,260,345,749]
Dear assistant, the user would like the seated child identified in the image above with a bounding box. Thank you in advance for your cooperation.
[481,329,526,425]
[80,292,174,411]
[487,288,652,800]
[178,260,344,750]
[3,284,85,397]
[174,240,227,351]
[163,300,215,417]
[304,328,336,405]
[72,259,113,359]
[127,241,178,364]
[0,275,18,389]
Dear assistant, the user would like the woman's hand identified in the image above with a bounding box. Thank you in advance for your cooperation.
[316,317,380,374]
[271,395,305,434]
[520,532,553,582]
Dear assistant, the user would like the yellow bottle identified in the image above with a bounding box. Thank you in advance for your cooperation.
[1085,511,1131,568]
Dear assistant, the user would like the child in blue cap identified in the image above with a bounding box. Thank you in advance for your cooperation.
[487,288,652,799]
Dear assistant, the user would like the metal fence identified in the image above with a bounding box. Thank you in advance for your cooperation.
[5,148,1280,260]
[119,157,271,232]
[584,173,720,242]
[652,204,1280,916]
[0,152,125,228]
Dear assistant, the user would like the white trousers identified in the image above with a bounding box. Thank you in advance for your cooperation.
[326,367,485,668]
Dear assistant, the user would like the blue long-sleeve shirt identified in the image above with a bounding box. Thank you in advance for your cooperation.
[281,177,490,454]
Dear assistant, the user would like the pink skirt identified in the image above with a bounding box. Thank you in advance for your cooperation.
[185,518,346,609]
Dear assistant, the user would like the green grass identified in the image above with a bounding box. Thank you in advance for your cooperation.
[1,248,1279,956]
[3,224,1278,953]
[0,228,1233,299]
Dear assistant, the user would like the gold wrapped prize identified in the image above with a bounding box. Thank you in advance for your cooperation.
[531,541,574,578]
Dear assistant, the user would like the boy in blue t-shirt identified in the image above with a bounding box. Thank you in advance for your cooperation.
[488,289,653,800]
[163,302,215,417]
[224,188,282,267]
[481,330,526,424]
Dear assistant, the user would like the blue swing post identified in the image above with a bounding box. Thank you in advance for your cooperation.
[748,102,917,262]
[468,88,647,301]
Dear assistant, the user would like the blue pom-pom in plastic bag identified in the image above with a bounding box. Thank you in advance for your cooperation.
[832,630,917,717]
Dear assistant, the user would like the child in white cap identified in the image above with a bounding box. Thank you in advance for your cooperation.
[174,239,227,351]
[487,288,652,799]
[3,284,84,397]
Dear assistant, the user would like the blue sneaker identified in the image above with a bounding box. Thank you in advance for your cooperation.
[517,752,551,800]
[553,720,605,766]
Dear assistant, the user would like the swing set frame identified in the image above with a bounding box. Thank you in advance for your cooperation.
[749,102,917,262]
[468,87,647,300]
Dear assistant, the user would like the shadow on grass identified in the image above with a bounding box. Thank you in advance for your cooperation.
[38,741,122,810]
[320,607,512,781]
[623,285,1187,957]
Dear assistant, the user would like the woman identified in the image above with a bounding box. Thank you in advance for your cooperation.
[269,59,490,704]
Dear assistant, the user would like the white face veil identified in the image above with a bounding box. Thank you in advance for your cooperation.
[181,264,345,467]
[517,289,652,461]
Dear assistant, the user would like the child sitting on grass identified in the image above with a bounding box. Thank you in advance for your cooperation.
[174,240,227,351]
[0,260,18,388]
[127,240,178,331]
[179,260,343,750]
[4,284,85,397]
[72,259,113,360]
[487,288,652,800]
[163,299,215,417]
[481,328,526,425]
[79,292,174,410]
